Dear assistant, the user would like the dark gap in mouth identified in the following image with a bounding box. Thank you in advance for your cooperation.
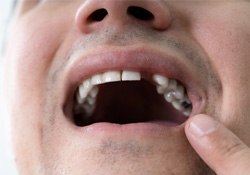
[73,80,187,127]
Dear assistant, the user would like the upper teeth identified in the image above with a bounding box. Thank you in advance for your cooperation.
[75,70,192,117]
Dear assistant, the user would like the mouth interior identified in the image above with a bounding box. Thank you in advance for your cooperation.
[73,80,188,126]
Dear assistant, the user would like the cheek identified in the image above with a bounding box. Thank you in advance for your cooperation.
[6,14,70,97]
[189,4,250,87]
[4,13,72,142]
[191,11,250,143]
[12,19,63,74]
[199,24,250,86]
[3,11,74,172]
[191,8,250,95]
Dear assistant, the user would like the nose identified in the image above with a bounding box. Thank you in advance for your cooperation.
[75,0,171,33]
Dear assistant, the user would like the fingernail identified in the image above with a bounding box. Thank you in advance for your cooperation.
[189,115,219,137]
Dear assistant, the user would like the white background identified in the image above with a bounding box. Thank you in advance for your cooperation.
[0,0,18,174]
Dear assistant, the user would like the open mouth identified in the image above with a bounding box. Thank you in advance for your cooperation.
[72,70,192,127]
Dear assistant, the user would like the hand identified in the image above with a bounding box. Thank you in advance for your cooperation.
[185,114,250,175]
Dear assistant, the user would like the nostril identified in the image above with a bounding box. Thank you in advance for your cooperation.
[88,8,108,22]
[127,6,154,21]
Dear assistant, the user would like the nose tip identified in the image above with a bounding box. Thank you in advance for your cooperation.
[75,0,171,33]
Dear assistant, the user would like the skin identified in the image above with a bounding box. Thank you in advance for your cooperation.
[3,0,250,174]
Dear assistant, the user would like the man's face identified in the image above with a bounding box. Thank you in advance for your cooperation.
[4,0,250,174]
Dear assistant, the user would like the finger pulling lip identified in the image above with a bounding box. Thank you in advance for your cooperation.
[62,45,205,131]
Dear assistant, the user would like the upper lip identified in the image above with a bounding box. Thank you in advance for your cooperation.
[62,44,206,120]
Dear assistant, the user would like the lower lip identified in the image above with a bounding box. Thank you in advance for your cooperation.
[77,121,183,136]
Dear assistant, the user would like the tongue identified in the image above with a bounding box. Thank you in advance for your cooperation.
[91,80,185,124]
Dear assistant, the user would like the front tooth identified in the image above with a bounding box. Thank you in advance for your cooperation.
[103,71,121,83]
[91,74,103,85]
[153,74,169,87]
[122,71,141,81]
[79,79,93,99]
